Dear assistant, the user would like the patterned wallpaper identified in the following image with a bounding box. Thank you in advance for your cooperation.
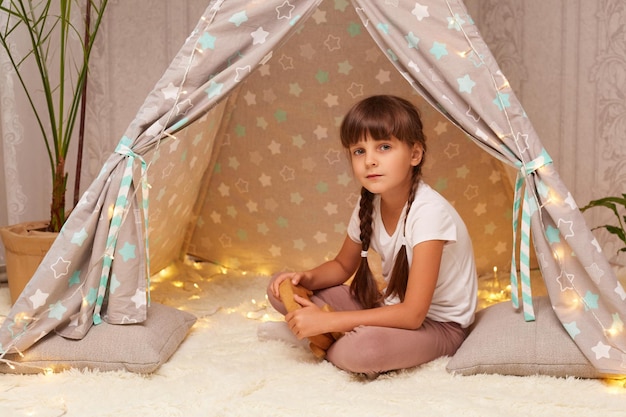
[186,4,516,277]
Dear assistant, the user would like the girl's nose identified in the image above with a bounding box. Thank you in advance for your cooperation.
[365,154,377,167]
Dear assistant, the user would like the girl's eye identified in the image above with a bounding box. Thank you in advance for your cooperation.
[352,148,365,156]
[379,144,391,151]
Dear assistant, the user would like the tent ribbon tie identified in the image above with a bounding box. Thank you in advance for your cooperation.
[92,137,151,325]
[510,152,553,322]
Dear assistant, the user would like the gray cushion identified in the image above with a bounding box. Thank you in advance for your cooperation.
[0,303,196,374]
[446,296,605,378]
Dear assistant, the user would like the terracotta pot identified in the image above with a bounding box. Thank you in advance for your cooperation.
[0,221,57,304]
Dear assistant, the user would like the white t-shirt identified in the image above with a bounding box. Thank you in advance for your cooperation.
[347,181,478,328]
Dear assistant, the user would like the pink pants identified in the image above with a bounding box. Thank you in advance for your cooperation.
[266,279,468,375]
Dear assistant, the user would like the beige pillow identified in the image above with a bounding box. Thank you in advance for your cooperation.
[446,296,605,378]
[0,303,196,374]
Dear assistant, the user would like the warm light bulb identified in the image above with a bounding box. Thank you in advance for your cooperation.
[568,294,581,310]
[607,327,620,337]
[553,246,565,263]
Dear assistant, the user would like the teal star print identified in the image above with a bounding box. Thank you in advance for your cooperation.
[457,74,476,93]
[430,42,448,60]
[405,32,420,49]
[205,80,224,99]
[119,242,137,261]
[85,287,98,305]
[563,321,581,338]
[110,273,121,294]
[434,177,448,192]
[48,301,68,320]
[583,291,599,310]
[545,225,561,244]
[377,23,389,34]
[237,229,248,240]
[493,92,511,110]
[71,228,88,246]
[347,22,361,37]
[69,270,81,286]
[228,11,248,27]
[447,14,465,31]
[315,70,329,84]
[274,109,287,122]
[234,124,246,137]
[199,32,216,50]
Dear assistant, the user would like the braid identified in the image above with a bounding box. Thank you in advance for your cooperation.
[350,187,382,309]
[385,172,420,302]
[358,187,374,252]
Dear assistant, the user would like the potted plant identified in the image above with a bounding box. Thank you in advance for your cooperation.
[0,0,108,303]
[581,193,626,280]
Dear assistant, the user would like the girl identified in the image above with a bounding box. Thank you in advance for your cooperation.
[265,95,477,375]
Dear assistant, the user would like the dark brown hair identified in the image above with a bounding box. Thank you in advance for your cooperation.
[340,95,427,308]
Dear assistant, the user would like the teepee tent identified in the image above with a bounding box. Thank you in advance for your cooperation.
[1,0,625,376]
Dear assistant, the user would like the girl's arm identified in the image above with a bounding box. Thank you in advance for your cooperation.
[287,240,444,337]
[300,236,362,290]
[270,236,362,298]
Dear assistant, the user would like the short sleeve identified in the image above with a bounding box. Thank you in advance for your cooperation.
[406,199,458,247]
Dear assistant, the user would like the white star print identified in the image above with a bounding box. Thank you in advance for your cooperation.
[51,257,71,279]
[564,192,577,210]
[591,238,602,253]
[269,245,282,257]
[29,289,49,309]
[250,27,269,45]
[259,173,272,187]
[584,263,604,285]
[615,282,626,301]
[161,82,179,101]
[235,66,251,82]
[591,341,611,360]
[131,289,147,309]
[557,219,575,239]
[412,3,429,21]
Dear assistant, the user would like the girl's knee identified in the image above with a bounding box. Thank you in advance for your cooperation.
[326,327,385,374]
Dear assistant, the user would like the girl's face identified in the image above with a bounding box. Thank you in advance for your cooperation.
[349,135,423,199]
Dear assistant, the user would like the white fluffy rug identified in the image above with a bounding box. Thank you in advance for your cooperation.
[1,263,625,417]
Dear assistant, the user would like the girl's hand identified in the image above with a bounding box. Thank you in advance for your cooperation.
[285,295,328,339]
[270,271,307,299]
